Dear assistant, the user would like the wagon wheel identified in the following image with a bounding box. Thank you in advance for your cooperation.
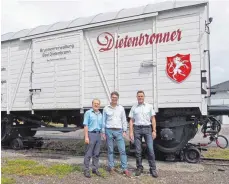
[1,116,18,142]
[184,146,201,163]
[10,138,24,150]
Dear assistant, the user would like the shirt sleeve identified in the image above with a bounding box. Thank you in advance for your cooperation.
[150,105,156,117]
[83,111,90,126]
[128,106,134,119]
[102,107,106,133]
[121,107,127,132]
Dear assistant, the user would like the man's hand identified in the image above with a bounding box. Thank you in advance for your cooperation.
[152,131,156,140]
[101,133,106,140]
[123,132,127,138]
[85,136,89,144]
[129,132,134,142]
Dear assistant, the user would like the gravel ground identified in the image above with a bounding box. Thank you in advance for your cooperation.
[2,125,228,183]
[1,150,229,184]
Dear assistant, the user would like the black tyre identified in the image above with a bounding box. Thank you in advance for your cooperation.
[10,138,24,150]
[216,135,229,149]
[36,141,44,148]
[184,146,201,163]
[19,128,37,137]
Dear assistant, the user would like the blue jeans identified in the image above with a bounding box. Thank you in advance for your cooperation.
[134,125,156,170]
[105,129,127,170]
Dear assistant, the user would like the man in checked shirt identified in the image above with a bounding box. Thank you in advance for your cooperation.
[102,91,131,177]
[129,90,158,178]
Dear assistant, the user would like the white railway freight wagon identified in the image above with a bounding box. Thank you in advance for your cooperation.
[1,1,216,161]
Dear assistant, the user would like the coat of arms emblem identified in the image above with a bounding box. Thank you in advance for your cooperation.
[166,54,191,83]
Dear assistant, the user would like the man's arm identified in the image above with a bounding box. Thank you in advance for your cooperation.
[121,108,127,132]
[84,126,89,143]
[83,111,90,144]
[101,108,107,140]
[129,118,134,134]
[129,106,134,141]
[150,106,157,139]
[102,108,106,134]
[151,116,156,133]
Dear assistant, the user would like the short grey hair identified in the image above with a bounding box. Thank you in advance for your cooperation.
[92,98,101,104]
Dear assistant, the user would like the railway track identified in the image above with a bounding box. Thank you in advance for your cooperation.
[201,158,229,166]
[2,136,229,167]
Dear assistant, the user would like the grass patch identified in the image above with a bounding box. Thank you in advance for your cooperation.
[1,159,82,178]
[90,167,107,178]
[98,168,107,178]
[114,162,121,169]
[49,164,82,178]
[2,159,40,175]
[1,176,16,184]
[47,122,76,127]
[48,122,65,127]
[203,148,229,159]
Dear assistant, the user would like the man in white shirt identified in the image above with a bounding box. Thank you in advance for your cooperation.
[102,91,131,177]
[129,90,158,178]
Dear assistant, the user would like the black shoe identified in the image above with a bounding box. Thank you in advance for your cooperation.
[135,167,143,176]
[150,170,158,178]
[84,170,91,178]
[92,169,102,177]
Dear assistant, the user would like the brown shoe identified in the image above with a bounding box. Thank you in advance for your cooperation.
[109,168,115,175]
[123,170,131,178]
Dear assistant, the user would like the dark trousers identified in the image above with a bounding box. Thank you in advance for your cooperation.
[83,132,101,171]
[134,126,156,171]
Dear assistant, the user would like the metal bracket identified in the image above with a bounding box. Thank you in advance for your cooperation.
[29,89,41,92]
[141,60,155,67]
[205,20,211,34]
[201,70,207,95]
[1,80,7,84]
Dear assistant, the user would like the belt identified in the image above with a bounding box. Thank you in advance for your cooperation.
[106,128,122,130]
[89,130,101,133]
[134,125,151,128]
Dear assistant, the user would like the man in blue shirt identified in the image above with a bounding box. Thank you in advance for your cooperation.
[83,99,103,178]
[102,91,131,177]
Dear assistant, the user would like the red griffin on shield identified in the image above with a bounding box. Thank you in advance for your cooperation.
[166,54,191,83]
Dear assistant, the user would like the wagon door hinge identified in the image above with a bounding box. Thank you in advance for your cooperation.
[29,89,41,106]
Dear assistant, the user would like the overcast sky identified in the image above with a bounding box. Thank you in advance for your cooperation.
[1,0,229,85]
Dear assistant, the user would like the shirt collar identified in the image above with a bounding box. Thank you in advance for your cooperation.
[108,104,119,108]
[91,108,101,114]
[137,102,145,106]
